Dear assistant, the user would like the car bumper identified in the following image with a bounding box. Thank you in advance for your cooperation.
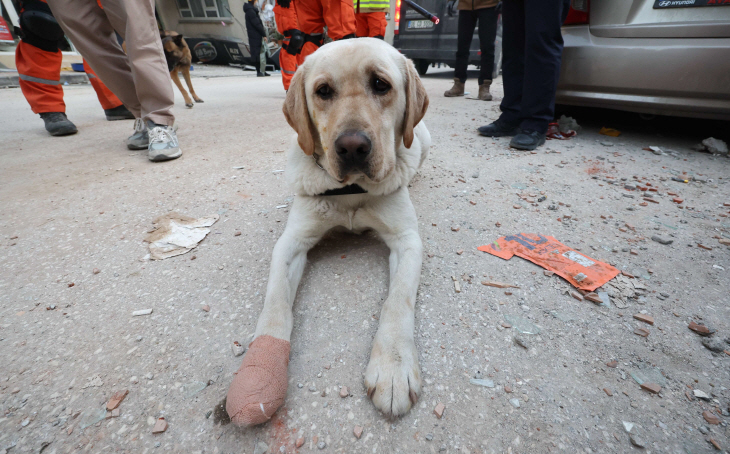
[556,25,730,120]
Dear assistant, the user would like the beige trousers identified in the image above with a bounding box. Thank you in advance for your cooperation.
[47,0,175,126]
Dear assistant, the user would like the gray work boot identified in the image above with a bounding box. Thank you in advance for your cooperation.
[444,78,465,97]
[147,120,181,162]
[478,80,493,101]
[39,112,78,136]
[127,118,148,150]
[105,104,135,121]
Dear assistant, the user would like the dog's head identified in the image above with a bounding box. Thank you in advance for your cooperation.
[161,32,185,72]
[283,38,428,184]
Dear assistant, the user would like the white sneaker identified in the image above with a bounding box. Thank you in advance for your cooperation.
[147,123,182,162]
[127,118,148,150]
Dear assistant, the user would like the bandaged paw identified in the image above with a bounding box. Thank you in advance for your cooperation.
[225,335,291,426]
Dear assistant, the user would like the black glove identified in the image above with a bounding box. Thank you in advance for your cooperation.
[285,29,304,55]
[278,0,292,8]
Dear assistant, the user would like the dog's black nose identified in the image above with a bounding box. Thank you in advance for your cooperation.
[335,131,371,166]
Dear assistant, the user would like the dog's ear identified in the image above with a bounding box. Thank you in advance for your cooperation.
[283,66,317,156]
[401,58,429,149]
[173,34,185,46]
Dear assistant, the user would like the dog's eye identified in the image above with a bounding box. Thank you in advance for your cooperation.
[372,77,391,94]
[316,84,333,99]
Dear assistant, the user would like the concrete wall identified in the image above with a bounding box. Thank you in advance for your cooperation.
[155,0,250,44]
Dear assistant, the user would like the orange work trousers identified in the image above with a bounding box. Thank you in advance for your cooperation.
[274,1,301,91]
[16,40,123,114]
[355,12,387,37]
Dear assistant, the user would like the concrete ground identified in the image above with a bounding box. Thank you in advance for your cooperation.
[1,66,729,454]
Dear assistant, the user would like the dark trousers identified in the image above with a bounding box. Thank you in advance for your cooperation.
[249,40,262,72]
[498,0,570,134]
[454,7,499,85]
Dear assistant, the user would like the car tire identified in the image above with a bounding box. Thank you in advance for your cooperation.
[414,59,429,76]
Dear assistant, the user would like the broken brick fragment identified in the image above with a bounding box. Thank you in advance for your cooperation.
[640,383,661,394]
[433,402,445,419]
[688,321,714,336]
[633,314,654,325]
[634,328,650,337]
[703,411,720,425]
[570,291,584,302]
[106,390,129,411]
[606,360,618,368]
[152,417,168,434]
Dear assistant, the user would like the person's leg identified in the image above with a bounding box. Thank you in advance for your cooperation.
[497,0,525,126]
[366,12,386,37]
[259,39,268,74]
[47,0,142,119]
[15,40,65,115]
[274,1,300,90]
[15,39,77,136]
[476,7,498,85]
[517,0,567,134]
[83,60,124,110]
[100,0,174,126]
[454,10,477,83]
[356,13,369,37]
[250,40,262,74]
[322,0,356,40]
[297,0,326,59]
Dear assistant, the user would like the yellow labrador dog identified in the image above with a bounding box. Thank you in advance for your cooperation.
[226,38,430,425]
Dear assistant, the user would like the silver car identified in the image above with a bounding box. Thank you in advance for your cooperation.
[557,0,730,120]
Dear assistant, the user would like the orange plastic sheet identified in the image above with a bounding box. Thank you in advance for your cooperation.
[478,233,619,291]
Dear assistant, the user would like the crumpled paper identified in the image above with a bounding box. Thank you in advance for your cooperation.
[144,212,219,260]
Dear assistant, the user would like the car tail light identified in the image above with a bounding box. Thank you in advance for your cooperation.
[395,0,401,35]
[563,0,589,25]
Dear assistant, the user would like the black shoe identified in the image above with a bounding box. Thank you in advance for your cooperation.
[257,71,266,77]
[39,112,78,136]
[477,120,519,137]
[263,72,271,76]
[105,104,135,121]
[509,130,546,151]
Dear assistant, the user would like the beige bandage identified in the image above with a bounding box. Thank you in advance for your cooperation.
[226,335,291,426]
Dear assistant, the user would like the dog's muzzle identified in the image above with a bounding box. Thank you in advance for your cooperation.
[335,131,371,176]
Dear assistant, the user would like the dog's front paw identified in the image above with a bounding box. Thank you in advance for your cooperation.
[364,338,421,418]
[185,103,194,108]
[194,98,204,103]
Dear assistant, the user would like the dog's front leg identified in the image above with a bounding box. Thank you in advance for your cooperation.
[226,198,326,426]
[364,190,423,418]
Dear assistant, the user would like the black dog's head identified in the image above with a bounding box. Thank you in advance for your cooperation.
[161,33,186,72]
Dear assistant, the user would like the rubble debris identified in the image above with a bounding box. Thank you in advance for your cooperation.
[630,366,666,386]
[144,212,219,260]
[354,426,363,439]
[584,293,602,304]
[634,328,650,337]
[599,127,621,137]
[509,398,520,408]
[693,389,711,401]
[182,381,208,399]
[703,411,720,425]
[643,146,663,155]
[231,341,245,357]
[570,291,584,301]
[478,233,619,291]
[629,431,647,448]
[688,321,715,336]
[709,438,722,450]
[317,441,327,449]
[651,235,673,245]
[603,388,613,396]
[202,305,210,312]
[106,390,129,411]
[295,438,305,448]
[79,407,107,430]
[557,115,581,133]
[600,275,646,309]
[481,281,519,289]
[696,137,729,155]
[253,441,269,454]
[433,402,445,419]
[339,386,349,398]
[633,314,654,325]
[504,315,541,335]
[513,335,529,349]
[701,337,726,353]
[546,122,577,140]
[152,417,168,434]
[470,378,495,388]
[606,360,618,368]
[132,309,153,316]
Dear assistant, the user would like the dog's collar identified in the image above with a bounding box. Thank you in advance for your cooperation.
[318,184,367,196]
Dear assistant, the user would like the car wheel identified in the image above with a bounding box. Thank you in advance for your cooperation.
[414,59,429,76]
